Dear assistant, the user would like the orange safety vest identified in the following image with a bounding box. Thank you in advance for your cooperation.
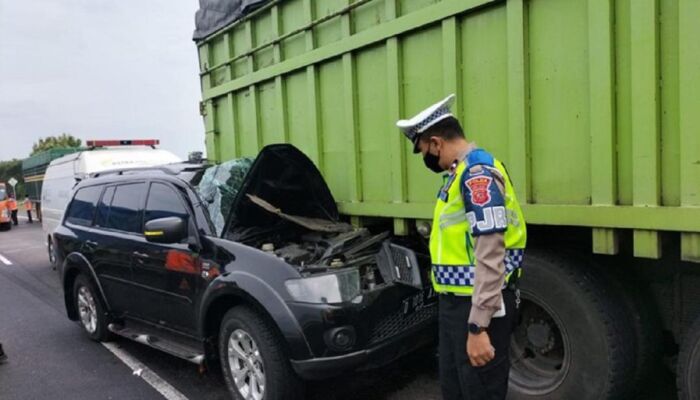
[8,198,17,211]
[24,199,32,211]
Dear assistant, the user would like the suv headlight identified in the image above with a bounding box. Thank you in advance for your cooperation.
[285,269,360,304]
[1,208,7,218]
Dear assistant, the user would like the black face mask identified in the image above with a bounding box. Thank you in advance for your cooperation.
[423,148,443,173]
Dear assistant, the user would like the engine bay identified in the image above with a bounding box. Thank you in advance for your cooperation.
[230,219,424,293]
[214,145,426,293]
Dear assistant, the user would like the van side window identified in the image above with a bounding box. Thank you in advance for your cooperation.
[66,185,102,226]
[145,182,190,225]
[105,183,145,233]
[94,186,115,227]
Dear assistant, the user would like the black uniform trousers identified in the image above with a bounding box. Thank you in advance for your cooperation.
[439,288,518,400]
[10,210,17,225]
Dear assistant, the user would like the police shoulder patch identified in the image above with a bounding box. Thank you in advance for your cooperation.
[465,175,492,206]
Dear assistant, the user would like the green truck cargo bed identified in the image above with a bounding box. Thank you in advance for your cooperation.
[22,147,81,202]
[196,0,700,262]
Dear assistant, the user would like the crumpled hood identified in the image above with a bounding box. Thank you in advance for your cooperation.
[223,144,340,237]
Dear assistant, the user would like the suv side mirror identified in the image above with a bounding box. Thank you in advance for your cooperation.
[144,217,187,244]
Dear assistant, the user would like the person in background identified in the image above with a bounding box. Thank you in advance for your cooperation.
[8,194,18,226]
[24,196,33,223]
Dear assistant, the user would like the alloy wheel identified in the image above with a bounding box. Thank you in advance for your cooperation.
[228,328,265,400]
[77,286,98,334]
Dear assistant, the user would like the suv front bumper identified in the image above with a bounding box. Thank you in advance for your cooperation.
[290,317,436,380]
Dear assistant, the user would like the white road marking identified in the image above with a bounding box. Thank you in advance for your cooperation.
[102,342,190,400]
[0,253,12,265]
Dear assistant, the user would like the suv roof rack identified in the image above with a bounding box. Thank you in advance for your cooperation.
[89,163,205,179]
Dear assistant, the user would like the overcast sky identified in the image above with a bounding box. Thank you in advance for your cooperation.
[0,1,204,161]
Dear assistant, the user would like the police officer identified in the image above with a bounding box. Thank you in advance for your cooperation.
[397,94,526,400]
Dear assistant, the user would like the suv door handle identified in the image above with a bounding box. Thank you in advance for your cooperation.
[132,251,149,259]
[83,240,98,252]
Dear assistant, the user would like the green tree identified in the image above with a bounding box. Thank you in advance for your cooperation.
[0,159,23,197]
[31,133,82,155]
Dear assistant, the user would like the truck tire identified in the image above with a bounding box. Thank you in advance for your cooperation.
[613,277,663,394]
[219,306,304,400]
[508,250,635,400]
[0,222,10,231]
[73,274,113,342]
[677,314,700,400]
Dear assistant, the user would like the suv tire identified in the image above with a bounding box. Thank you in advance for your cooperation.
[219,306,303,400]
[73,274,113,342]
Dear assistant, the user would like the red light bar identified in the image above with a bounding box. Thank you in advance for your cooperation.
[86,139,160,147]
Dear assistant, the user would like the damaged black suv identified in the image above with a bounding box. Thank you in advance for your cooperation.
[54,144,437,400]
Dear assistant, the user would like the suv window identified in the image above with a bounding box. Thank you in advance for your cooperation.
[66,185,103,226]
[145,182,190,224]
[104,183,145,233]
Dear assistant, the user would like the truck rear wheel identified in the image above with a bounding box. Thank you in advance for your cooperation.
[605,272,663,395]
[677,314,700,400]
[508,250,634,400]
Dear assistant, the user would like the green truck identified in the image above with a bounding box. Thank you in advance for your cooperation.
[22,147,81,219]
[194,0,700,398]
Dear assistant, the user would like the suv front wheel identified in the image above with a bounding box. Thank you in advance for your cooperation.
[73,274,112,342]
[219,306,303,400]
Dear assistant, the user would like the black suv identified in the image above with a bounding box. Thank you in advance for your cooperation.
[55,144,437,400]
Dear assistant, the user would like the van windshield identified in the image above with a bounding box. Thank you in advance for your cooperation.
[0,187,6,201]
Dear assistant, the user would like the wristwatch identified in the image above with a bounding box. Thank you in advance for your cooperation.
[468,323,487,335]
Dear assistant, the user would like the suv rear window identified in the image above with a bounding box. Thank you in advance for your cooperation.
[104,183,146,233]
[66,185,102,226]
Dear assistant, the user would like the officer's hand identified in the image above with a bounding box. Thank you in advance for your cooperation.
[467,332,495,367]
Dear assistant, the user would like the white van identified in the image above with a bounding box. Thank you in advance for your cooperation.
[42,140,181,265]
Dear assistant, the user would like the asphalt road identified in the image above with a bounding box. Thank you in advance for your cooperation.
[0,221,440,400]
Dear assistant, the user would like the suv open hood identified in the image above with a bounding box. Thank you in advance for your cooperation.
[223,144,340,238]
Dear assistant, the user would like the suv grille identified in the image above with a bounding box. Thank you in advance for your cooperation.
[369,297,437,345]
[391,245,414,284]
[376,243,422,289]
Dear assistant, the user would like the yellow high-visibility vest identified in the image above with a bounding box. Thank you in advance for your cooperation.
[429,149,526,295]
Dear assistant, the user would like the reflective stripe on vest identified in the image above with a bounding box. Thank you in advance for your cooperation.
[429,157,527,295]
[432,249,525,287]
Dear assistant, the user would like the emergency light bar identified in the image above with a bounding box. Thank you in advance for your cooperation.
[86,139,160,147]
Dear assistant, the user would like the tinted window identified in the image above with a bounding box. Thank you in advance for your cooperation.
[105,183,145,233]
[145,183,189,224]
[66,186,102,226]
[94,186,115,227]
